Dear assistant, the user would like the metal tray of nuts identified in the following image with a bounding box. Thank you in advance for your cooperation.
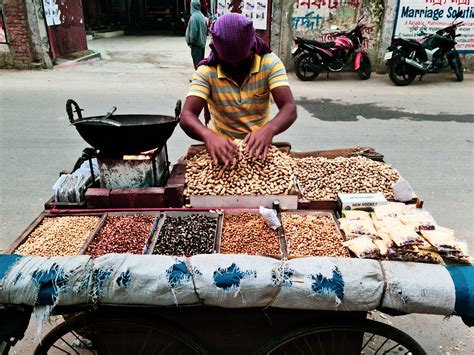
[147,211,223,256]
[219,210,285,259]
[6,212,106,257]
[82,211,161,256]
[281,210,350,259]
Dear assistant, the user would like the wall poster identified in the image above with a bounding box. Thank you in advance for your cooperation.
[43,0,62,26]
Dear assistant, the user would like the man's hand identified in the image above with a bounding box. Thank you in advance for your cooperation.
[204,131,238,167]
[244,125,276,160]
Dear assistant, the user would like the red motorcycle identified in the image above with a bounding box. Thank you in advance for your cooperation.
[292,19,371,81]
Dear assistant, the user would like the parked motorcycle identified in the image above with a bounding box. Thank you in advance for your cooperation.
[385,11,464,86]
[292,19,371,81]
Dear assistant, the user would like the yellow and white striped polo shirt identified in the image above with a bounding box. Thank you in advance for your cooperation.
[187,52,290,139]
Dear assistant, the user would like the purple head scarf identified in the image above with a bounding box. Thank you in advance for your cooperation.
[198,13,271,67]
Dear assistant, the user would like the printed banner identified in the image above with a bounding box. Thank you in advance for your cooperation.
[394,0,474,52]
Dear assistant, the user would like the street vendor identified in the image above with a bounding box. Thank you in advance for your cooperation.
[180,13,297,166]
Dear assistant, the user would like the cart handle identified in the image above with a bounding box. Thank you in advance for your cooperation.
[175,100,182,121]
[66,99,83,123]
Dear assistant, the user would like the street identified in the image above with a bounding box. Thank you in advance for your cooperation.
[1,35,473,353]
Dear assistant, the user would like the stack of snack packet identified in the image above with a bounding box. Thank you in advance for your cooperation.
[340,203,471,264]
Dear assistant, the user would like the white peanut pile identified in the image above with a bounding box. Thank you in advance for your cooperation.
[283,214,349,257]
[185,140,295,196]
[16,216,100,257]
[295,156,401,200]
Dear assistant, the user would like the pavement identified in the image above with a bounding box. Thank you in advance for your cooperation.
[1,34,473,354]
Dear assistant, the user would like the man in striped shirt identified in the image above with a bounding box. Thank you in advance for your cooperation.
[180,13,297,166]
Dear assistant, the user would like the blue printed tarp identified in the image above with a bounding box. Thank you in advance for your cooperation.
[0,254,472,318]
[381,261,456,315]
[190,254,281,307]
[272,257,384,311]
[0,255,92,306]
[92,254,199,306]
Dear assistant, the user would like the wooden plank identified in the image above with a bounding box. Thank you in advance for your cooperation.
[190,195,298,210]
[290,147,384,161]
[142,212,164,254]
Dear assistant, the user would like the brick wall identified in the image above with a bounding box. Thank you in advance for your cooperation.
[1,0,41,69]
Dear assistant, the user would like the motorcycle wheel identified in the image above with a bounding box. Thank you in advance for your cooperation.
[388,55,417,86]
[357,56,371,80]
[452,56,464,82]
[295,53,320,81]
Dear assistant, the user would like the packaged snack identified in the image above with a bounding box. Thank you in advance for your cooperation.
[373,202,405,220]
[342,236,379,258]
[420,227,456,249]
[373,239,389,257]
[388,226,425,247]
[387,247,444,264]
[343,210,372,221]
[399,212,437,232]
[339,219,377,238]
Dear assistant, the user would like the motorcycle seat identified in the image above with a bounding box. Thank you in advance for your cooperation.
[297,37,335,49]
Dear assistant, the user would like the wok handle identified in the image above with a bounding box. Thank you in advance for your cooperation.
[175,100,182,121]
[66,99,83,123]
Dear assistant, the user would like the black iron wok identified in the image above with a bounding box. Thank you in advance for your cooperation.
[66,99,181,155]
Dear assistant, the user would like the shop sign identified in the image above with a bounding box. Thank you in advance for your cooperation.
[394,0,474,52]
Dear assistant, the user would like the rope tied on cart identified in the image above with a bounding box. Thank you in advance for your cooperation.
[264,259,288,310]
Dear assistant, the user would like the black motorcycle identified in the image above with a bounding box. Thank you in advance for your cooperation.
[385,11,464,86]
[291,19,371,81]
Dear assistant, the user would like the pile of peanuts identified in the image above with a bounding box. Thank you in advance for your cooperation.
[220,213,281,255]
[283,214,349,257]
[294,156,401,200]
[16,216,100,257]
[86,215,154,256]
[185,140,295,196]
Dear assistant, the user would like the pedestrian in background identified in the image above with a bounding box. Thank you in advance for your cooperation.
[185,0,208,69]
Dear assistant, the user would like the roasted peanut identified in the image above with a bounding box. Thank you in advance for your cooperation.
[294,156,401,200]
[283,214,349,258]
[15,216,100,257]
[185,140,295,196]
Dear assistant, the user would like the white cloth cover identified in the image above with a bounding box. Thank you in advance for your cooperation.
[93,254,199,306]
[190,254,281,307]
[272,257,384,311]
[0,255,92,306]
[381,260,456,315]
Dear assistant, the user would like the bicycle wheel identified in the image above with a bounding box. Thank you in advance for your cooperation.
[258,319,426,355]
[34,313,207,355]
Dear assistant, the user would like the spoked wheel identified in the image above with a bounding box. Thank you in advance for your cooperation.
[295,53,320,81]
[357,55,372,80]
[258,319,426,355]
[452,56,464,82]
[34,313,206,355]
[388,55,417,86]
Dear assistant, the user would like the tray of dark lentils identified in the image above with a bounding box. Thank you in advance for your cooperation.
[148,211,222,256]
[84,211,160,257]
